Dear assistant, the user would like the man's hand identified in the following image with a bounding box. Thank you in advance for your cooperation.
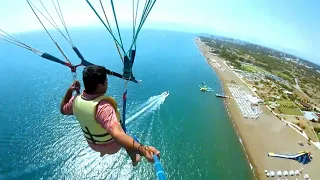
[109,125,160,163]
[138,145,160,163]
[69,80,80,92]
[60,80,80,114]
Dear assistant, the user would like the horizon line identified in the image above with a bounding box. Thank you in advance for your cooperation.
[1,25,318,66]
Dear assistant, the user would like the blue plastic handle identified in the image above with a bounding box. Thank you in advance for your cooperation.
[153,155,166,180]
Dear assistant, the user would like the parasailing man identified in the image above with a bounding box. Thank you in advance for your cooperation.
[60,65,160,166]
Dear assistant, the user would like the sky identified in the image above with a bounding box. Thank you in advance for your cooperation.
[1,0,320,64]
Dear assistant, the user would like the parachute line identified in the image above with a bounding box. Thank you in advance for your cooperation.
[85,0,126,55]
[110,0,124,50]
[52,0,75,46]
[26,0,71,64]
[132,0,140,49]
[128,0,156,53]
[99,0,124,63]
[0,29,43,55]
[86,0,156,57]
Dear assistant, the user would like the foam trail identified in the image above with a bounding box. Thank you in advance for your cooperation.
[126,92,169,125]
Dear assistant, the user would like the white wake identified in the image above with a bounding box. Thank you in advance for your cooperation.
[126,92,169,125]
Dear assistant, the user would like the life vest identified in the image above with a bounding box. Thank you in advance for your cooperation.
[72,95,122,144]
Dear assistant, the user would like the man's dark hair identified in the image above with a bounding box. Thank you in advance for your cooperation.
[82,65,107,93]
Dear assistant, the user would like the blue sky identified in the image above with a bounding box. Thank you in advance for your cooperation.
[1,0,320,64]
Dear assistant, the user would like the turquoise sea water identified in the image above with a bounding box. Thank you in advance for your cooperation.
[0,28,253,179]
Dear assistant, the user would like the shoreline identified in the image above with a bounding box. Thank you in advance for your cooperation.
[219,67,259,180]
[195,37,320,180]
[195,38,258,179]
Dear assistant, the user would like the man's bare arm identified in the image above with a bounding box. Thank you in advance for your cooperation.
[109,125,160,162]
[60,88,73,114]
[60,81,80,114]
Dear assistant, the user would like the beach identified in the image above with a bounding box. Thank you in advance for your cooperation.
[195,38,320,180]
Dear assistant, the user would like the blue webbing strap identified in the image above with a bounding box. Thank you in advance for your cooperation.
[122,88,128,133]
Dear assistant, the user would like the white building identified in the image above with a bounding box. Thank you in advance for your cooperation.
[283,90,293,95]
[303,111,319,122]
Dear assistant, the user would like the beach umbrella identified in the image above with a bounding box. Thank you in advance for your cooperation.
[266,173,270,177]
[300,167,304,172]
[283,171,289,176]
[295,170,300,175]
[277,171,282,176]
[289,170,294,176]
[270,171,275,177]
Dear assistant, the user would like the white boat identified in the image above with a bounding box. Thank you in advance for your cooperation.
[162,91,169,98]
[216,93,227,98]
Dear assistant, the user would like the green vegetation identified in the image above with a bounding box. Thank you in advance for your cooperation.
[199,35,320,106]
[314,127,320,134]
[277,100,296,108]
[278,107,302,115]
[272,70,294,84]
[218,47,242,69]
[243,65,255,73]
[242,64,268,73]
[272,80,294,92]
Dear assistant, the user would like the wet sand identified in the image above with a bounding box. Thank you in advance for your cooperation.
[195,38,320,180]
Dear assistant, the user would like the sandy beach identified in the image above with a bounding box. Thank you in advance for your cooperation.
[195,38,320,180]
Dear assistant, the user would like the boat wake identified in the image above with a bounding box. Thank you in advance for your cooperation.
[126,91,169,125]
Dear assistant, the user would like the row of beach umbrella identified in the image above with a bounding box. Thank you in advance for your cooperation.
[228,85,262,119]
[265,169,310,179]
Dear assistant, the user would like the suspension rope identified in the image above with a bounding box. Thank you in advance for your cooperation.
[38,1,62,34]
[26,0,71,64]
[86,0,156,57]
[26,0,92,78]
[133,0,135,41]
[85,0,126,55]
[128,0,156,53]
[122,81,129,133]
[53,0,75,46]
[132,0,140,49]
[32,0,91,66]
[110,0,124,50]
[29,0,73,47]
[99,0,124,63]
[0,30,42,55]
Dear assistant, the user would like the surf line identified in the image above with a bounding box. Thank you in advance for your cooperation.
[227,110,257,180]
[223,91,257,179]
[196,40,257,179]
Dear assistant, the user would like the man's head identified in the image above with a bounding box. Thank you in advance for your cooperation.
[82,65,108,94]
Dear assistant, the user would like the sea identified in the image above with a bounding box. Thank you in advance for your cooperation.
[0,28,253,180]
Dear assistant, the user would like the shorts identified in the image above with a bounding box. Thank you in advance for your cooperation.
[87,139,121,155]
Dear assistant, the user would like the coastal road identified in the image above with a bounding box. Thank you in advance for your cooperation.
[294,77,301,90]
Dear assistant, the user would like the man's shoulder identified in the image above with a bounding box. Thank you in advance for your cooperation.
[97,99,116,111]
[97,96,117,108]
